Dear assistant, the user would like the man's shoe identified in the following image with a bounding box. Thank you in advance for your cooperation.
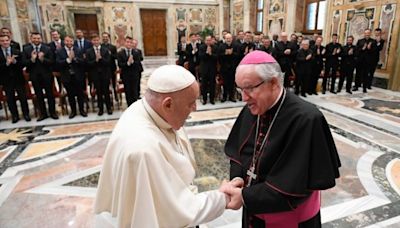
[37,115,48,122]
[352,87,358,91]
[98,110,104,116]
[322,90,326,94]
[24,115,31,122]
[367,86,372,89]
[229,98,237,102]
[221,98,226,103]
[107,109,113,115]
[202,100,207,105]
[50,113,59,120]
[80,111,88,117]
[346,90,353,94]
[301,93,307,98]
[336,90,341,93]
[330,90,337,94]
[210,101,215,105]
[363,88,367,93]
[12,116,19,124]
[69,112,76,119]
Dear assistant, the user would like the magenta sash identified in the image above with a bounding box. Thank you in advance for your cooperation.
[255,191,320,228]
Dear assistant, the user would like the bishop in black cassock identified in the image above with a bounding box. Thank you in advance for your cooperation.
[223,51,341,228]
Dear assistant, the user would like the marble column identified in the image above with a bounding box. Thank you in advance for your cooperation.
[285,0,297,34]
[243,0,250,31]
[218,0,224,35]
[6,0,22,44]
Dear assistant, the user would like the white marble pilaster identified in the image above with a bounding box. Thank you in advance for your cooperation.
[243,0,250,31]
[285,0,297,34]
[218,0,224,35]
[6,0,22,44]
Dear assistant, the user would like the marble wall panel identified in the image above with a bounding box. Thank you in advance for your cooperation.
[265,0,286,37]
[103,3,134,48]
[232,0,244,34]
[378,3,396,70]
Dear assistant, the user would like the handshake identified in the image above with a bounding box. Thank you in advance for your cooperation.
[219,177,245,210]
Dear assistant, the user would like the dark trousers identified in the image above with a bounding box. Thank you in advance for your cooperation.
[31,76,56,116]
[200,70,216,102]
[323,61,338,92]
[93,77,111,111]
[281,63,292,88]
[355,62,370,90]
[4,84,30,118]
[64,76,85,113]
[122,75,140,107]
[309,65,322,94]
[368,62,378,88]
[338,66,354,92]
[221,70,235,100]
[188,62,197,79]
[136,74,142,99]
[295,72,309,96]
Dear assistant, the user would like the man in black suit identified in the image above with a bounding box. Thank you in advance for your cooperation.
[177,35,187,66]
[132,39,144,99]
[370,28,385,88]
[86,34,112,116]
[234,30,245,46]
[354,29,377,93]
[74,29,92,53]
[237,31,255,64]
[117,37,142,106]
[309,36,325,95]
[1,27,21,51]
[56,35,87,119]
[218,33,238,102]
[323,33,342,94]
[0,34,30,123]
[275,32,297,88]
[22,32,58,121]
[102,32,118,102]
[48,30,64,55]
[198,35,218,105]
[186,33,200,79]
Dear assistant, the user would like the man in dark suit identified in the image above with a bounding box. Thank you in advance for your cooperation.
[102,32,118,102]
[186,33,200,79]
[370,28,385,89]
[237,31,255,64]
[354,29,377,93]
[48,30,64,55]
[86,34,112,116]
[309,36,325,95]
[323,33,342,94]
[198,35,218,105]
[0,27,21,51]
[132,39,144,99]
[22,32,58,121]
[56,35,87,119]
[275,32,297,88]
[338,35,356,94]
[0,34,30,123]
[74,29,92,53]
[234,30,245,46]
[218,33,238,102]
[177,35,188,66]
[117,37,142,106]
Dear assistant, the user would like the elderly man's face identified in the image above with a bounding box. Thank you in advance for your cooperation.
[169,82,199,130]
[236,65,280,115]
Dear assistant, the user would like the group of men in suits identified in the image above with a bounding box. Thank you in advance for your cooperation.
[0,28,144,123]
[177,28,385,104]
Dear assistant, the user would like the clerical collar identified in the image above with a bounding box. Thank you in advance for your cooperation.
[265,87,284,115]
[142,99,172,130]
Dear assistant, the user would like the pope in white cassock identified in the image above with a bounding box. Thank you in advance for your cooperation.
[94,65,238,228]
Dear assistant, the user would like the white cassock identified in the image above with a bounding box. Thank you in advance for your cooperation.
[94,99,227,228]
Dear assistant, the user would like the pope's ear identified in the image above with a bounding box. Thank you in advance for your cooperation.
[161,97,173,112]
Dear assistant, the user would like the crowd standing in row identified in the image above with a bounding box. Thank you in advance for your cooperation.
[177,28,384,104]
[0,27,143,124]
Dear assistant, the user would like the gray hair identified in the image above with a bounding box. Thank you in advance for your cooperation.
[253,62,284,86]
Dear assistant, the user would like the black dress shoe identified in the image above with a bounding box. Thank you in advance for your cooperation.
[50,113,59,119]
[98,110,104,116]
[336,90,341,93]
[221,98,226,103]
[24,115,31,122]
[322,90,326,94]
[229,98,237,102]
[313,92,318,95]
[346,90,352,94]
[301,93,307,98]
[363,88,367,93]
[12,116,19,124]
[210,101,215,105]
[367,86,372,89]
[37,115,48,122]
[352,87,358,91]
[107,109,113,115]
[80,111,88,117]
[330,90,337,94]
[69,112,76,119]
[202,100,207,105]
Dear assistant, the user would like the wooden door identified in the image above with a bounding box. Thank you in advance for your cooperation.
[140,9,167,56]
[74,14,99,38]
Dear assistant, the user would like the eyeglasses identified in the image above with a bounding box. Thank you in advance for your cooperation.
[237,79,266,94]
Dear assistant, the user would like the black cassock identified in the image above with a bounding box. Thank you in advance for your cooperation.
[225,91,341,228]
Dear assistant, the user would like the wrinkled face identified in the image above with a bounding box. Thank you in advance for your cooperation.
[280,34,288,42]
[301,42,309,50]
[168,83,199,130]
[347,37,353,45]
[0,36,10,48]
[316,37,323,46]
[125,39,133,49]
[91,37,100,47]
[225,34,233,44]
[76,30,83,39]
[51,31,60,41]
[364,30,371,39]
[235,65,279,115]
[64,37,73,48]
[31,34,42,46]
[102,34,110,43]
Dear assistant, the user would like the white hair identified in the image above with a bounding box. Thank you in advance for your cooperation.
[236,62,284,86]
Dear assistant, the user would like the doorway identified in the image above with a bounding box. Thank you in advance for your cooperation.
[74,14,99,38]
[140,9,167,56]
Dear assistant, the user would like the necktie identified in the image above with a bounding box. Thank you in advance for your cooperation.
[35,46,39,53]
[6,48,10,57]
[80,40,84,50]
[127,49,130,57]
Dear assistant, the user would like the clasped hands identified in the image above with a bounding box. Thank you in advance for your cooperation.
[219,178,244,210]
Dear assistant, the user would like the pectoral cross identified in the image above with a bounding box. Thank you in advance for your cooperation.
[246,166,257,187]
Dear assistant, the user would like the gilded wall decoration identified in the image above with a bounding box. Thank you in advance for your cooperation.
[332,10,342,38]
[189,8,202,23]
[176,20,187,39]
[269,18,284,36]
[348,13,370,42]
[205,8,216,23]
[15,0,29,21]
[269,0,285,14]
[112,7,127,23]
[114,24,127,47]
[176,8,186,21]
[0,0,9,17]
[233,0,244,34]
[378,4,396,69]
[46,3,63,23]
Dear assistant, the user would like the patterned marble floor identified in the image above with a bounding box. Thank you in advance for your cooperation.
[0,64,400,227]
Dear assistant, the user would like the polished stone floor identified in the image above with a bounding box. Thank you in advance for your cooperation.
[0,61,400,227]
